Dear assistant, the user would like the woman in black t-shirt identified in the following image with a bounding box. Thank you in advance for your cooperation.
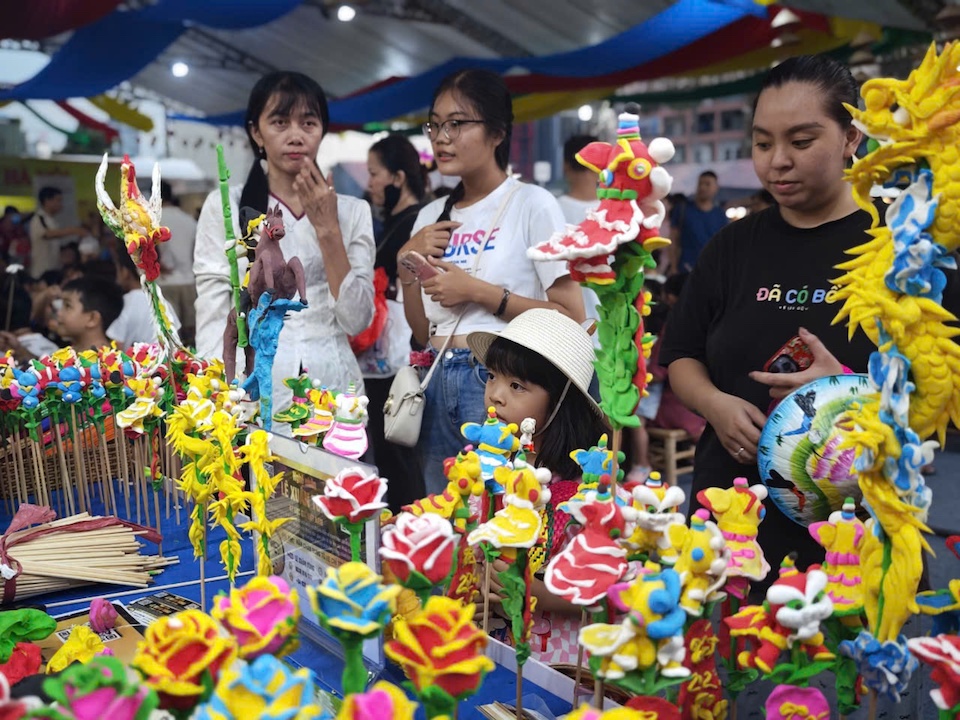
[660,55,879,579]
[362,134,426,511]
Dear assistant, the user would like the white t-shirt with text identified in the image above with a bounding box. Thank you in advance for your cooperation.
[411,177,568,338]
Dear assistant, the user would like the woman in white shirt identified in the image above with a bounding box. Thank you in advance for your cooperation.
[398,69,584,493]
[194,72,375,416]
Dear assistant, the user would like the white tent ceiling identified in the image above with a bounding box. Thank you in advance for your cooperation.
[124,0,931,118]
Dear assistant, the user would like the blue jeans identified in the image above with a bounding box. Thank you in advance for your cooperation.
[417,348,489,496]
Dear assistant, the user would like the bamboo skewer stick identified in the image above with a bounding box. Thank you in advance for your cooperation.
[101,425,117,516]
[482,559,493,635]
[117,423,132,519]
[573,608,587,705]
[51,417,75,516]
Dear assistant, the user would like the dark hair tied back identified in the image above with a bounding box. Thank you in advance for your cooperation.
[370,134,427,203]
[756,54,859,129]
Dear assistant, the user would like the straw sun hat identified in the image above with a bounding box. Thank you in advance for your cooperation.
[467,308,604,418]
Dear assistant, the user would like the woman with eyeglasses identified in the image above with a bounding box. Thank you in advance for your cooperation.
[397,68,584,494]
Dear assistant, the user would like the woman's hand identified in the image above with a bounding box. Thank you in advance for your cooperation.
[420,258,481,308]
[702,392,767,464]
[749,327,845,401]
[293,159,340,239]
[399,221,460,261]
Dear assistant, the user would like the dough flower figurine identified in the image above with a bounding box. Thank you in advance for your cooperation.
[308,562,400,695]
[562,700,680,720]
[385,596,494,719]
[0,673,40,720]
[132,610,238,715]
[765,685,830,720]
[0,643,42,687]
[211,575,300,660]
[194,655,320,720]
[88,598,119,634]
[335,681,418,720]
[0,609,57,662]
[380,512,458,604]
[46,625,105,674]
[33,656,158,720]
[908,634,960,717]
[313,467,389,561]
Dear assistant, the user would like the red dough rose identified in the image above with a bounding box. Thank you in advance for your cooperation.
[313,468,388,525]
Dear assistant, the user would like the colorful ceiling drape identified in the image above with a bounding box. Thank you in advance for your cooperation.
[174,3,917,130]
[0,0,302,103]
[173,0,765,127]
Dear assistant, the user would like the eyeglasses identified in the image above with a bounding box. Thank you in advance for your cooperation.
[422,119,485,141]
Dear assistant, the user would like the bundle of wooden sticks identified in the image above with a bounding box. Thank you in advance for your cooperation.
[0,510,177,603]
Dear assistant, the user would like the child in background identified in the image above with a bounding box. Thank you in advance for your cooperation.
[626,274,706,485]
[55,276,124,351]
[648,273,705,442]
[108,249,180,348]
[466,308,608,664]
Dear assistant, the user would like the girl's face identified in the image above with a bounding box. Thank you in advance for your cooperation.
[484,368,551,432]
[751,81,860,223]
[429,91,502,179]
[250,93,324,178]
[366,150,394,209]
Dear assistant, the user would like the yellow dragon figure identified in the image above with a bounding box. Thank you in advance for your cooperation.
[829,42,960,643]
[833,41,960,447]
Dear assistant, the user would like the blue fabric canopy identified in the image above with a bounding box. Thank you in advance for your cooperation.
[0,0,302,101]
[1,0,761,124]
[330,0,759,124]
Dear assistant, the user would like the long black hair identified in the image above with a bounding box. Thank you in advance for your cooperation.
[370,134,427,203]
[755,54,859,129]
[431,68,513,221]
[239,71,331,213]
[485,337,609,480]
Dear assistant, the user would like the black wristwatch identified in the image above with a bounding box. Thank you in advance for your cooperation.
[494,288,511,317]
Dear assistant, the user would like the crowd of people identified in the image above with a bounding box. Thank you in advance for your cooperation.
[1,52,924,630]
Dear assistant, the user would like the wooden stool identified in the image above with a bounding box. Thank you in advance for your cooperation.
[647,427,696,486]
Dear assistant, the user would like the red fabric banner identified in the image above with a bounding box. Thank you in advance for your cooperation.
[0,0,124,40]
[56,100,119,141]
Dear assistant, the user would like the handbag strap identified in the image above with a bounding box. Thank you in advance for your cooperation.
[419,181,520,391]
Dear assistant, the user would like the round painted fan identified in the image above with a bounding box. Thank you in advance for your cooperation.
[757,374,869,526]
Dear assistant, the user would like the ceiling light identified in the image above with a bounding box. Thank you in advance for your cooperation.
[578,104,593,122]
[337,5,356,21]
[171,61,189,78]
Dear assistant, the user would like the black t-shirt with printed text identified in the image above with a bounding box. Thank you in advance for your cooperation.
[660,204,884,581]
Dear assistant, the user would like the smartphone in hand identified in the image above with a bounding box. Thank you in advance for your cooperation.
[399,251,444,281]
[763,335,813,374]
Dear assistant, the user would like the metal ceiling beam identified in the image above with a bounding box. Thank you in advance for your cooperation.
[307,0,532,56]
[168,26,279,75]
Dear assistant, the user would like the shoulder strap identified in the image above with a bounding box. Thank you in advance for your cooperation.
[419,181,520,391]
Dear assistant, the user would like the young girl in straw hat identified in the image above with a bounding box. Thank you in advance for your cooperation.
[466,307,609,664]
[466,307,608,482]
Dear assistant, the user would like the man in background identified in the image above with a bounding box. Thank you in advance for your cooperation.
[28,187,87,278]
[667,170,728,275]
[156,181,197,345]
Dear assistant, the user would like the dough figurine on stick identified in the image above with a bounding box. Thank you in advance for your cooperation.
[95,153,183,355]
[829,42,960,705]
[467,453,551,720]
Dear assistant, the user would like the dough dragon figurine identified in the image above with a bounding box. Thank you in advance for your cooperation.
[829,44,960,676]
